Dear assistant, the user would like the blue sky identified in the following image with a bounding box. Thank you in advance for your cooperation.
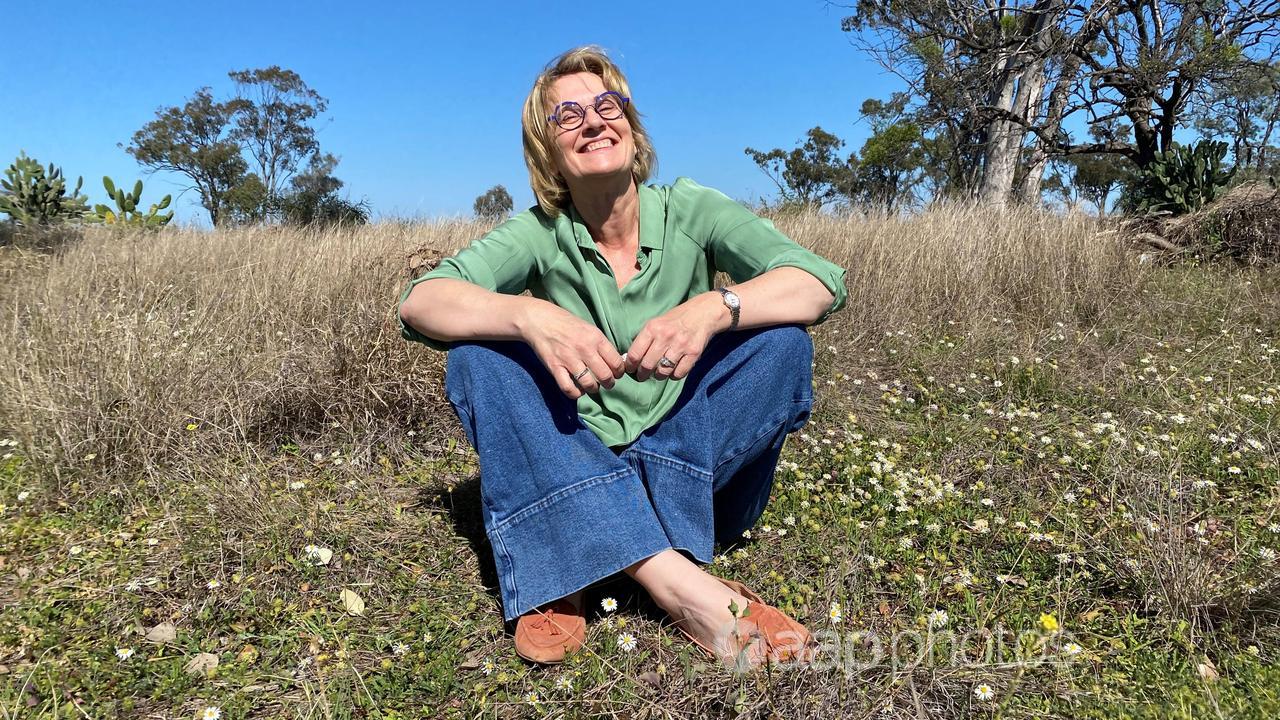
[3,1,899,224]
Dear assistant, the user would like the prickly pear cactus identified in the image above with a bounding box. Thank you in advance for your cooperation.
[0,152,90,225]
[88,176,174,228]
[1128,140,1236,216]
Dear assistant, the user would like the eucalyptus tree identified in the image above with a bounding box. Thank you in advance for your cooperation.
[834,0,1280,206]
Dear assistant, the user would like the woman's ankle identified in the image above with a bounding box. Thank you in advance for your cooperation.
[625,548,698,607]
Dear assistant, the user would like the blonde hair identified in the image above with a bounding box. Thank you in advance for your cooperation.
[522,46,658,216]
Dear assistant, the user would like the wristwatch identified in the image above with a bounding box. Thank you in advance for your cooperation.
[716,287,740,331]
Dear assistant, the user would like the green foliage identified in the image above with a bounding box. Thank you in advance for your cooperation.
[1047,153,1136,214]
[126,68,332,227]
[223,173,271,224]
[746,102,926,212]
[278,190,369,227]
[87,176,174,228]
[125,88,249,226]
[290,153,343,198]
[745,127,856,207]
[473,185,513,220]
[218,153,365,227]
[1191,61,1280,174]
[228,66,329,199]
[853,121,924,211]
[278,153,366,227]
[1122,140,1237,216]
[0,152,89,226]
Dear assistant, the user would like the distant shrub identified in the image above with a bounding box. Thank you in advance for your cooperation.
[279,190,370,227]
[473,185,513,220]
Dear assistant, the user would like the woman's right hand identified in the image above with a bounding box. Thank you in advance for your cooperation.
[521,300,626,399]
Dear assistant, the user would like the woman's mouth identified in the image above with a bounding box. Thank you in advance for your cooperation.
[581,139,615,153]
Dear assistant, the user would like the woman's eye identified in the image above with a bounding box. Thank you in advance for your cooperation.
[557,106,584,124]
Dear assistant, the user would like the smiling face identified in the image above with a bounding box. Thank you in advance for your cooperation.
[521,47,657,216]
[548,72,636,188]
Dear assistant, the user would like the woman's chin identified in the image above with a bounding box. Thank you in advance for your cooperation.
[569,164,632,185]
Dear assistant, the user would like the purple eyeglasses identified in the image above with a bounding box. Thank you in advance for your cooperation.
[547,91,630,130]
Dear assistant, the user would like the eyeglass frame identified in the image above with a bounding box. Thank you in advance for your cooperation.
[546,91,631,130]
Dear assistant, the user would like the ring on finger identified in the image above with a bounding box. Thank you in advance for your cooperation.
[658,356,677,369]
[573,367,593,382]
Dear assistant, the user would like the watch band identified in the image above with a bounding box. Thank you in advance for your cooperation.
[717,287,740,331]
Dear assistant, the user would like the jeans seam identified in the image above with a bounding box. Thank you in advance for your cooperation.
[715,411,792,477]
[625,449,714,482]
[488,467,637,534]
[487,524,519,613]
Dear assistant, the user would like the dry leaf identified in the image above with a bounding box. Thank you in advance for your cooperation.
[460,650,485,670]
[237,644,259,665]
[184,652,219,676]
[302,545,333,566]
[144,622,177,644]
[340,588,365,616]
[1197,656,1219,682]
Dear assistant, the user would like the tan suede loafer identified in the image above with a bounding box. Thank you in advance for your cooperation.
[675,576,815,669]
[513,597,586,664]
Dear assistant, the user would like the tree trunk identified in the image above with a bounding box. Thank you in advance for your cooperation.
[978,59,1022,207]
[1010,57,1048,204]
[979,0,1060,207]
[1020,1,1117,200]
[1018,55,1080,204]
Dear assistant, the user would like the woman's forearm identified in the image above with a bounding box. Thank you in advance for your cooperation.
[399,277,543,345]
[690,266,836,334]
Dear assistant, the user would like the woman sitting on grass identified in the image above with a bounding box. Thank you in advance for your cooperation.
[397,46,847,668]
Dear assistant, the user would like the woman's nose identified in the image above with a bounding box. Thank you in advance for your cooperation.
[584,107,608,130]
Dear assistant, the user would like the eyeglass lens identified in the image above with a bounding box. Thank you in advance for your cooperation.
[554,93,625,129]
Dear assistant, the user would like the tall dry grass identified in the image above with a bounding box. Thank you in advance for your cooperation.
[776,204,1135,332]
[0,207,1140,483]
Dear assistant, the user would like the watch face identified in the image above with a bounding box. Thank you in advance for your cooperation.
[725,292,741,310]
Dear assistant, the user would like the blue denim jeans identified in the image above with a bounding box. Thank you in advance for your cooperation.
[444,324,814,621]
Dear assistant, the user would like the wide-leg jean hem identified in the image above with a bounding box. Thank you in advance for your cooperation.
[487,467,674,623]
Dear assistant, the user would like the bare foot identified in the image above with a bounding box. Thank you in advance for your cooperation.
[625,549,767,665]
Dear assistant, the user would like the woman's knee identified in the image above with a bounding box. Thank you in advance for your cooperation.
[744,325,813,375]
[445,341,534,399]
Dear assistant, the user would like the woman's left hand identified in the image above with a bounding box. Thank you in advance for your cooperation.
[624,292,726,381]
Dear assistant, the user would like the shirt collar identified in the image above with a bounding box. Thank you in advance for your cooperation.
[566,183,665,252]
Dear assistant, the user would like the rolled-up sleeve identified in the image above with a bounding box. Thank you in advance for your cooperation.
[680,178,848,325]
[397,214,542,351]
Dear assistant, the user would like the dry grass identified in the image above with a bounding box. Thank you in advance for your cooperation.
[3,206,1280,718]
[0,207,1136,485]
[779,205,1134,334]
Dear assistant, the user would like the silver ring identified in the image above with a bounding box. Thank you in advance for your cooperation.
[658,356,677,369]
[572,367,592,382]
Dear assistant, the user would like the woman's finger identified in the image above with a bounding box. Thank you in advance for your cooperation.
[555,366,585,399]
[569,362,602,394]
[670,352,698,381]
[584,351,617,391]
[636,339,670,381]
[624,333,653,375]
[596,339,626,380]
[653,350,681,380]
